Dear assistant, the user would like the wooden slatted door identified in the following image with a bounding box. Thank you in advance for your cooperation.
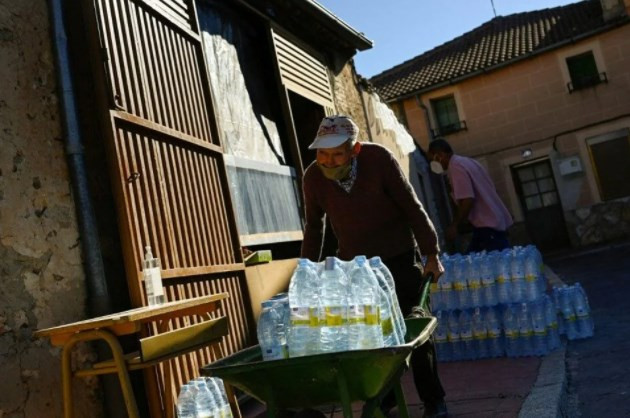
[82,0,253,415]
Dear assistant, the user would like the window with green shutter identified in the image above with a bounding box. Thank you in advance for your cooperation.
[430,95,466,136]
[566,51,606,92]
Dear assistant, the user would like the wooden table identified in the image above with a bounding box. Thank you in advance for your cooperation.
[35,293,229,418]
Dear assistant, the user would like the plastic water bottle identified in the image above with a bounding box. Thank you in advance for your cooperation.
[472,307,489,359]
[439,257,455,311]
[523,248,540,302]
[572,284,594,338]
[370,257,406,340]
[142,246,165,306]
[319,257,349,353]
[370,261,402,345]
[517,303,534,356]
[543,295,561,350]
[502,305,519,357]
[207,377,233,418]
[496,251,512,305]
[530,300,548,356]
[288,259,320,357]
[193,379,217,418]
[435,311,451,362]
[430,281,443,312]
[176,384,197,418]
[485,306,504,357]
[447,310,462,361]
[510,249,525,303]
[453,256,469,309]
[480,253,498,307]
[347,256,383,350]
[559,287,578,340]
[459,310,476,360]
[257,300,288,360]
[467,256,483,308]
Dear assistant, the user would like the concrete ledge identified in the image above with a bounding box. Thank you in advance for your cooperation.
[518,345,567,418]
[519,265,568,418]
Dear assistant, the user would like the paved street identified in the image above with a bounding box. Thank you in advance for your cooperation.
[546,242,630,418]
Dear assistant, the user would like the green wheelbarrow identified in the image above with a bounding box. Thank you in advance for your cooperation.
[201,276,436,418]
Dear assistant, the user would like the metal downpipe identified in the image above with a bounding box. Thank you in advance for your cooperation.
[48,0,112,317]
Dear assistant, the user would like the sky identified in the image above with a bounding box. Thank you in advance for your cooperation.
[317,0,582,78]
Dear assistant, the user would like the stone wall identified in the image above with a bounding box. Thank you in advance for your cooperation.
[0,0,101,416]
[565,197,630,246]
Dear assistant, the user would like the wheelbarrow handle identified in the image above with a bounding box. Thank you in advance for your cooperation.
[418,272,434,310]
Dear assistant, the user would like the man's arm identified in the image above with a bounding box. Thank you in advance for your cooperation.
[300,170,325,261]
[446,197,474,241]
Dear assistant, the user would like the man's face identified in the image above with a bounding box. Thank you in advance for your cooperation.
[428,150,447,170]
[316,141,354,168]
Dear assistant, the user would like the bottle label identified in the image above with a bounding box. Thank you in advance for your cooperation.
[505,329,518,339]
[364,305,380,326]
[347,305,365,325]
[487,329,501,338]
[430,283,440,293]
[448,332,461,343]
[324,306,344,326]
[525,274,537,282]
[473,331,488,340]
[497,275,507,284]
[290,307,311,326]
[460,330,473,341]
[144,267,164,296]
[441,283,452,291]
[381,317,394,336]
[468,281,481,290]
[454,282,466,291]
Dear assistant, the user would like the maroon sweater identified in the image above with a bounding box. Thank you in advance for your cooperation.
[301,143,439,261]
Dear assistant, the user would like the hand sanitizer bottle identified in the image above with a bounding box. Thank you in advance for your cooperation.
[143,246,165,305]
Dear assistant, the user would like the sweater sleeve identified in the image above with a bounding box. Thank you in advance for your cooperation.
[300,168,325,261]
[381,148,440,256]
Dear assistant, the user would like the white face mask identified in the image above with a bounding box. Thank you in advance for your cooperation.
[430,160,445,175]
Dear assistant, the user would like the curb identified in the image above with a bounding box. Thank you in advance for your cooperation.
[518,265,568,418]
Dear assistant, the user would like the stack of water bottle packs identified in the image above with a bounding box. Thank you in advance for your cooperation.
[257,255,408,360]
[176,376,234,418]
[430,245,594,362]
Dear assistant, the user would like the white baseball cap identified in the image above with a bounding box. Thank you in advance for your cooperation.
[308,115,359,149]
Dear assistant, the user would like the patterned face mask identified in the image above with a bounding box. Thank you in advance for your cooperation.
[318,160,353,181]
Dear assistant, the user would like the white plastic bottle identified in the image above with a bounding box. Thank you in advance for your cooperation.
[503,305,519,357]
[447,310,462,361]
[472,307,489,359]
[369,257,407,341]
[485,306,504,358]
[287,259,320,357]
[571,284,594,338]
[517,303,534,356]
[459,310,476,360]
[319,257,349,353]
[435,311,451,362]
[496,251,512,305]
[510,249,525,303]
[530,300,548,356]
[347,256,383,350]
[439,257,455,311]
[142,246,165,306]
[193,379,217,418]
[467,255,483,308]
[257,300,288,360]
[371,265,401,345]
[176,384,197,418]
[480,253,498,307]
[207,377,233,418]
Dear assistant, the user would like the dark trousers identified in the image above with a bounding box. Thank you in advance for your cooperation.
[467,227,510,254]
[382,251,445,405]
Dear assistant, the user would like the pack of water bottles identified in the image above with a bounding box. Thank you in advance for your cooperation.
[431,245,594,361]
[552,283,594,340]
[176,376,233,418]
[256,255,408,360]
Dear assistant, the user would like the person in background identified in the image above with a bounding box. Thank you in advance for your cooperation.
[301,115,447,418]
[427,138,513,253]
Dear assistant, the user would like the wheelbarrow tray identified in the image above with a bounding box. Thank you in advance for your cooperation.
[201,316,436,410]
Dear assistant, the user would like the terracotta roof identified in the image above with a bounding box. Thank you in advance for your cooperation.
[370,1,627,101]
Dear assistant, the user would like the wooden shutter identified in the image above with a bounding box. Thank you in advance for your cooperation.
[82,0,253,415]
[271,28,335,109]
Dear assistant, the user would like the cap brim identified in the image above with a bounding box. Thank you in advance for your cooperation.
[308,134,351,150]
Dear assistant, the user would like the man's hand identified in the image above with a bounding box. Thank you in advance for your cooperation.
[423,254,444,283]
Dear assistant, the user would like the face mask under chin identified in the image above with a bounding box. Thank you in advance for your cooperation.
[318,161,352,180]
